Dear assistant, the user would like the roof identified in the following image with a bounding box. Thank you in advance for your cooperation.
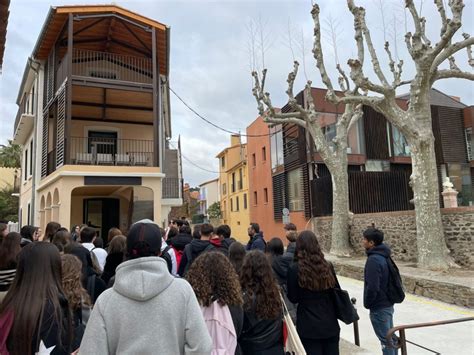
[0,0,10,71]
[397,88,467,109]
[215,142,247,158]
[199,177,219,187]
[32,5,168,75]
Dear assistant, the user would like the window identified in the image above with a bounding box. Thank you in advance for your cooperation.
[230,198,233,212]
[264,188,268,203]
[270,126,284,169]
[252,153,256,167]
[232,172,236,193]
[243,193,247,209]
[27,203,31,225]
[29,140,33,177]
[465,128,472,161]
[31,85,35,115]
[236,196,240,211]
[24,149,28,181]
[262,146,266,161]
[392,125,410,157]
[254,191,258,205]
[288,168,303,211]
[222,183,227,195]
[322,124,337,148]
[238,168,243,190]
[221,157,225,168]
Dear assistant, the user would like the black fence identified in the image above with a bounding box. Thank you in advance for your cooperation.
[311,170,414,216]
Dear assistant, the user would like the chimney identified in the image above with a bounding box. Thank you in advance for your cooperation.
[450,96,461,102]
[231,134,241,146]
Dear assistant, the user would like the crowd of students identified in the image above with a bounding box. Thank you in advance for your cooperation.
[0,218,399,355]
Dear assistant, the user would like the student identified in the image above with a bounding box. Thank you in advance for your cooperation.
[0,242,73,355]
[363,228,398,355]
[229,242,246,276]
[165,225,192,276]
[52,229,72,253]
[20,225,37,247]
[246,223,265,251]
[78,220,212,354]
[287,230,340,355]
[239,250,284,355]
[101,235,126,286]
[0,232,21,301]
[61,254,92,351]
[186,252,244,355]
[178,223,227,276]
[44,221,61,242]
[79,227,107,272]
[106,227,122,248]
[0,223,8,242]
[216,224,236,249]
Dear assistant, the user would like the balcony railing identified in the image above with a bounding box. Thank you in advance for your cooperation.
[163,177,182,199]
[70,137,154,166]
[70,49,153,85]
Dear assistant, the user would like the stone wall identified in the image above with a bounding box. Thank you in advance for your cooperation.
[313,207,474,268]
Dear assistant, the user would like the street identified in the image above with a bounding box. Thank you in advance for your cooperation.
[338,276,474,355]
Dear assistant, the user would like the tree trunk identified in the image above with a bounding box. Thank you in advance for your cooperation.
[410,134,455,270]
[328,151,352,256]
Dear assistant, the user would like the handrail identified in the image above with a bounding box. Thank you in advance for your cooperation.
[386,317,474,355]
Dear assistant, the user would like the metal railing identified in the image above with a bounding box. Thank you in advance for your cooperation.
[386,317,474,354]
[71,49,153,85]
[70,136,154,166]
[163,177,182,199]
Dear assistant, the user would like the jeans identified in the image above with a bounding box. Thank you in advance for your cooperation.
[369,306,398,355]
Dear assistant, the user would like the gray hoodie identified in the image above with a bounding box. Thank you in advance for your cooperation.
[79,257,212,355]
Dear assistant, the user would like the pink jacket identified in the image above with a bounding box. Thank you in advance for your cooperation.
[201,301,237,355]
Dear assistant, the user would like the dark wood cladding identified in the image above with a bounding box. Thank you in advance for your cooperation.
[272,173,286,221]
[435,105,468,163]
[283,124,307,169]
[363,106,389,160]
[311,170,413,216]
[84,176,142,185]
[431,106,444,164]
[302,164,311,219]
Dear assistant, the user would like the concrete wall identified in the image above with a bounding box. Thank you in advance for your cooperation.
[313,207,474,268]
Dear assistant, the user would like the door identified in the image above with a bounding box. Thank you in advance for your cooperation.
[84,198,120,239]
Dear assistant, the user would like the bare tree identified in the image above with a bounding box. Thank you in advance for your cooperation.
[252,63,363,255]
[308,0,473,269]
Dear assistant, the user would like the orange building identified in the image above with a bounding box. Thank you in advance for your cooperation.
[246,116,309,245]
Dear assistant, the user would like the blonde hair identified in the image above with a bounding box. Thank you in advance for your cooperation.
[108,235,126,254]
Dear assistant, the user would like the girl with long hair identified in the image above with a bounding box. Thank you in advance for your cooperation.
[228,242,246,276]
[287,230,340,354]
[186,252,244,355]
[0,242,73,355]
[101,235,126,286]
[239,250,284,355]
[0,232,21,301]
[44,221,61,242]
[61,254,91,350]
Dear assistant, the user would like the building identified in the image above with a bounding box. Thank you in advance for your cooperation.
[266,87,472,223]
[0,0,10,72]
[247,116,308,243]
[198,178,219,220]
[12,5,182,237]
[216,135,249,242]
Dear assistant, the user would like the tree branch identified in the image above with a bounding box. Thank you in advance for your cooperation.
[434,0,448,36]
[432,34,474,70]
[433,69,474,82]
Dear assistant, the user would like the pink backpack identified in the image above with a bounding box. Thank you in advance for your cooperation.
[0,309,14,355]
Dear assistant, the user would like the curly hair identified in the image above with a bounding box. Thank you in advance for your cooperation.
[295,230,336,291]
[186,251,243,307]
[240,250,282,319]
[61,254,91,310]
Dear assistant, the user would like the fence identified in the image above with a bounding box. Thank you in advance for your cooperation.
[70,137,154,167]
[311,170,413,216]
[163,178,182,199]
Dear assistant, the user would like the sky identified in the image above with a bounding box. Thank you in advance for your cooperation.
[0,0,473,186]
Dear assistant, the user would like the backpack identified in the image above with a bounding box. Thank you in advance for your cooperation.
[172,246,184,270]
[160,245,173,273]
[386,256,405,304]
[87,274,97,304]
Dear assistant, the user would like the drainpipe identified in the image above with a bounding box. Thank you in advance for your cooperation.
[28,57,41,227]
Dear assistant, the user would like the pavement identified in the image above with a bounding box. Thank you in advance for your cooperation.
[337,276,474,355]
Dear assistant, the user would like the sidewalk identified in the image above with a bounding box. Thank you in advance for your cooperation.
[338,276,474,355]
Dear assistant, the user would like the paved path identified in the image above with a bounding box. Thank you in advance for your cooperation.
[338,276,474,355]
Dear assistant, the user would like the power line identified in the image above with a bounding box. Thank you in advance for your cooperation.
[169,86,280,138]
[169,142,221,174]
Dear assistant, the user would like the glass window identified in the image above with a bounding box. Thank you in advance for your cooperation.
[252,153,256,166]
[392,125,410,157]
[465,128,472,161]
[222,183,227,195]
[29,140,33,177]
[270,126,284,170]
[230,198,233,212]
[221,157,225,168]
[24,149,28,181]
[264,188,268,203]
[262,147,266,161]
[239,168,243,190]
[232,172,236,193]
[244,193,247,209]
[254,191,258,205]
[236,196,240,211]
[288,168,303,211]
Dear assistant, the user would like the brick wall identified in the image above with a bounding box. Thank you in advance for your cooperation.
[313,207,474,268]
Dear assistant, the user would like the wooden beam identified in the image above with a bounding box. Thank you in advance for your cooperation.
[72,116,153,126]
[65,13,73,165]
[72,100,152,111]
[117,17,151,53]
[105,17,115,52]
[73,17,107,36]
[110,38,152,58]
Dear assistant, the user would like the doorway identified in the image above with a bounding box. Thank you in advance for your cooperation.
[83,198,120,239]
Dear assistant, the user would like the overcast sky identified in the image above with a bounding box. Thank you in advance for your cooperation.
[1,0,472,186]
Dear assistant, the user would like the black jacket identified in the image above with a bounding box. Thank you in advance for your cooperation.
[287,263,340,340]
[239,306,284,355]
[228,305,244,355]
[169,233,192,251]
[245,233,266,252]
[101,252,124,286]
[222,237,236,250]
[364,243,393,310]
[178,239,228,276]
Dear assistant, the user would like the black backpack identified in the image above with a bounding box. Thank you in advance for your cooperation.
[386,256,405,304]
